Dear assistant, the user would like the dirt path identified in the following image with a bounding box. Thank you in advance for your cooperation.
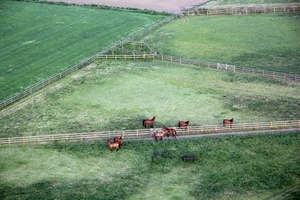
[49,0,210,13]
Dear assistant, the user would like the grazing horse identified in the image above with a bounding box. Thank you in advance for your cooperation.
[223,118,234,128]
[152,129,164,141]
[143,116,155,128]
[107,140,120,151]
[162,126,177,138]
[178,121,189,128]
[113,136,123,147]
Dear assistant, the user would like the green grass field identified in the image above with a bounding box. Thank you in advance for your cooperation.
[1,1,300,199]
[1,60,299,138]
[0,0,167,102]
[137,12,300,74]
[1,132,299,199]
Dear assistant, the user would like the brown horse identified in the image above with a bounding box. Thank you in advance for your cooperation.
[107,140,120,151]
[143,116,155,128]
[152,129,164,141]
[162,126,177,138]
[113,136,123,147]
[223,118,234,128]
[178,121,189,128]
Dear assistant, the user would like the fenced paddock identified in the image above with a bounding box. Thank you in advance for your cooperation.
[183,3,300,16]
[98,52,300,83]
[1,120,299,146]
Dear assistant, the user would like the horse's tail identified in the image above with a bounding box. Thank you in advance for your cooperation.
[142,119,145,127]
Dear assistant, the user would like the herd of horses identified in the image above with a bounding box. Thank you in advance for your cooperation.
[107,117,234,151]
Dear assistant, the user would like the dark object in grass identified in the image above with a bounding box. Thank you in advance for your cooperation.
[143,116,155,128]
[182,154,198,162]
[107,140,119,151]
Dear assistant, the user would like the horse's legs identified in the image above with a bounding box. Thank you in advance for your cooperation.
[166,133,169,137]
[160,136,163,141]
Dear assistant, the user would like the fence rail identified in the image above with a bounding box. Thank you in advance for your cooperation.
[183,3,300,16]
[0,15,176,110]
[98,52,300,83]
[1,120,299,145]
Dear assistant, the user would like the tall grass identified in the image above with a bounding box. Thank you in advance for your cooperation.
[137,12,300,74]
[0,0,167,102]
[0,132,299,199]
[0,60,299,138]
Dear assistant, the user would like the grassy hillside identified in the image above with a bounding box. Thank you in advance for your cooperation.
[137,12,300,74]
[1,60,299,138]
[0,0,167,102]
[0,132,299,199]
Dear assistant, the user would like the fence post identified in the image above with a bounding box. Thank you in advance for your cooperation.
[262,70,264,76]
[136,130,139,137]
[170,56,172,63]
[8,138,11,145]
[298,120,300,128]
[161,54,163,61]
[234,65,236,73]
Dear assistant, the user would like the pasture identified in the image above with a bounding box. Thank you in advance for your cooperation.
[1,60,299,138]
[1,0,300,199]
[0,132,299,199]
[137,12,300,74]
[0,0,167,102]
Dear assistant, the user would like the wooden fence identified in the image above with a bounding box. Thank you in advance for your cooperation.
[98,52,300,83]
[1,120,299,146]
[183,3,300,16]
[0,15,176,110]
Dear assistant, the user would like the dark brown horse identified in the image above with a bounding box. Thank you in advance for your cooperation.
[113,136,123,147]
[162,126,177,138]
[223,118,234,128]
[143,116,155,128]
[152,129,164,141]
[107,140,120,151]
[178,121,189,128]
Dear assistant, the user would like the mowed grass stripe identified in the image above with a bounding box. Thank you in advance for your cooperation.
[0,0,168,102]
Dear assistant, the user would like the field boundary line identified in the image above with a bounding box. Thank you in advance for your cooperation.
[0,15,176,110]
[97,49,300,84]
[0,120,299,146]
[182,3,300,16]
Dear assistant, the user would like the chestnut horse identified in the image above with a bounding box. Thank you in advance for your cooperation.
[178,121,189,128]
[223,118,234,128]
[162,126,177,138]
[113,136,123,147]
[143,116,155,128]
[107,140,120,151]
[152,129,164,141]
